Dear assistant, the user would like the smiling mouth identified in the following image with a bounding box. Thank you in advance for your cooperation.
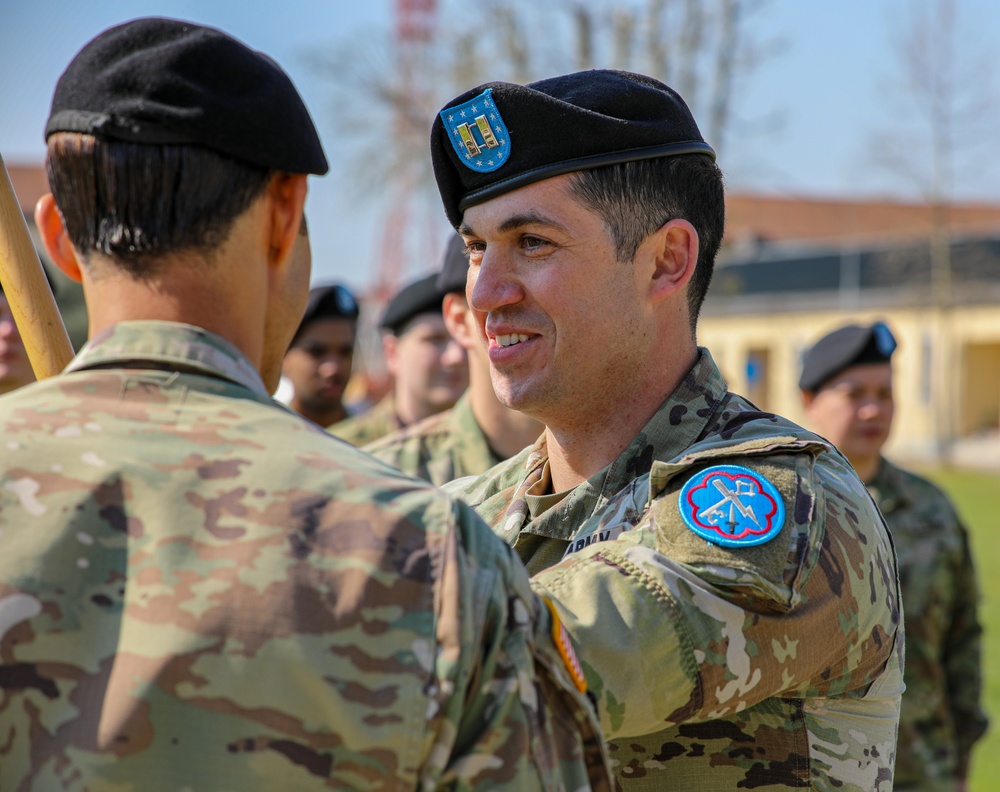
[495,333,530,348]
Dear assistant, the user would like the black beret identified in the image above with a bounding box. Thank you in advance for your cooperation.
[294,283,359,338]
[46,17,328,175]
[380,273,447,334]
[431,69,715,227]
[436,234,469,294]
[799,322,898,392]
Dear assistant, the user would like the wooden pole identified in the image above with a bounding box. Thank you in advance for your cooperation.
[0,154,74,379]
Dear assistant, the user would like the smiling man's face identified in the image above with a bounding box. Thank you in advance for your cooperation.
[460,174,649,429]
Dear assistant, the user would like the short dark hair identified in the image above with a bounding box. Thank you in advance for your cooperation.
[46,132,272,274]
[568,154,725,333]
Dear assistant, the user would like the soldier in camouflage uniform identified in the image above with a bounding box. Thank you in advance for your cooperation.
[279,275,361,428]
[430,70,903,790]
[329,273,468,447]
[327,389,403,447]
[364,235,542,485]
[801,322,987,791]
[0,20,612,791]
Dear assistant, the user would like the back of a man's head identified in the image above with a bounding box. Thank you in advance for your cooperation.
[44,17,329,272]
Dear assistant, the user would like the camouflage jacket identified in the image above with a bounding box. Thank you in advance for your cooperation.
[363,392,508,487]
[0,321,612,792]
[328,394,401,447]
[868,458,987,788]
[446,349,904,791]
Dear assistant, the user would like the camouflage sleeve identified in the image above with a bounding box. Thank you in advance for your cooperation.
[944,520,989,777]
[528,451,901,743]
[430,498,613,791]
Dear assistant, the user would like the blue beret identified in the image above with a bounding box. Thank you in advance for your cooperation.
[46,17,328,175]
[431,69,715,227]
[799,322,898,392]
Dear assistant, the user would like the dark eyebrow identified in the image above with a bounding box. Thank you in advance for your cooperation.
[459,210,571,237]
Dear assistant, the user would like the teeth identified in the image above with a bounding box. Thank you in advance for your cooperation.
[497,333,529,348]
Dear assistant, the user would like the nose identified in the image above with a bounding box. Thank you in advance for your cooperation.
[857,399,883,420]
[468,248,522,314]
[317,356,342,377]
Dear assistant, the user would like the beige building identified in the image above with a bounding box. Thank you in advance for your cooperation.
[703,201,1000,469]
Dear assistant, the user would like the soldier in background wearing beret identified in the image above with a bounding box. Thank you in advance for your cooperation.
[0,19,612,791]
[801,321,988,792]
[329,271,468,446]
[364,234,542,485]
[279,235,362,427]
[432,69,903,790]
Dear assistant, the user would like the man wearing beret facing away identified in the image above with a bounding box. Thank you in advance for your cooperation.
[432,70,903,789]
[0,18,613,791]
[329,272,468,446]
[801,322,987,792]
[364,234,543,485]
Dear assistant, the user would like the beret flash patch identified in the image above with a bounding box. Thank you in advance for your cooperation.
[678,464,785,548]
[440,89,510,173]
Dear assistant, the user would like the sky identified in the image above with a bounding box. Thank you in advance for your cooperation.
[3,0,1000,293]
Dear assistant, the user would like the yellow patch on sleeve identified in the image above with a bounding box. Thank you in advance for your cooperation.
[543,597,587,694]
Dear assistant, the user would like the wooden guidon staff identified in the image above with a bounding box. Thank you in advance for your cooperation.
[0,154,75,380]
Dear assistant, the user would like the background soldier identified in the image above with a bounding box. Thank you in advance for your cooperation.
[0,19,610,791]
[280,262,361,427]
[364,233,542,484]
[329,272,468,445]
[801,321,988,792]
[431,70,903,790]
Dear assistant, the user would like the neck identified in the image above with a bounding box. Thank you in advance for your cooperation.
[850,453,882,484]
[393,390,424,427]
[546,344,699,492]
[469,372,542,458]
[79,239,269,379]
[294,400,348,428]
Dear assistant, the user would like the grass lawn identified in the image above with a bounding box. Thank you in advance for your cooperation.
[919,466,1000,789]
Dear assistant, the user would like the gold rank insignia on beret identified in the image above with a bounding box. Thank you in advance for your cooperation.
[440,88,511,173]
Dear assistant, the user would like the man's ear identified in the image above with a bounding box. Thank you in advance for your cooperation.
[644,218,699,303]
[35,194,82,283]
[442,292,475,349]
[265,173,308,271]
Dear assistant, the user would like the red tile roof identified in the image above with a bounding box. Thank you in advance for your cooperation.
[5,162,48,215]
[725,193,1000,246]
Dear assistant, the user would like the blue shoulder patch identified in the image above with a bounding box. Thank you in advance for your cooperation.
[439,89,511,173]
[678,464,785,548]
